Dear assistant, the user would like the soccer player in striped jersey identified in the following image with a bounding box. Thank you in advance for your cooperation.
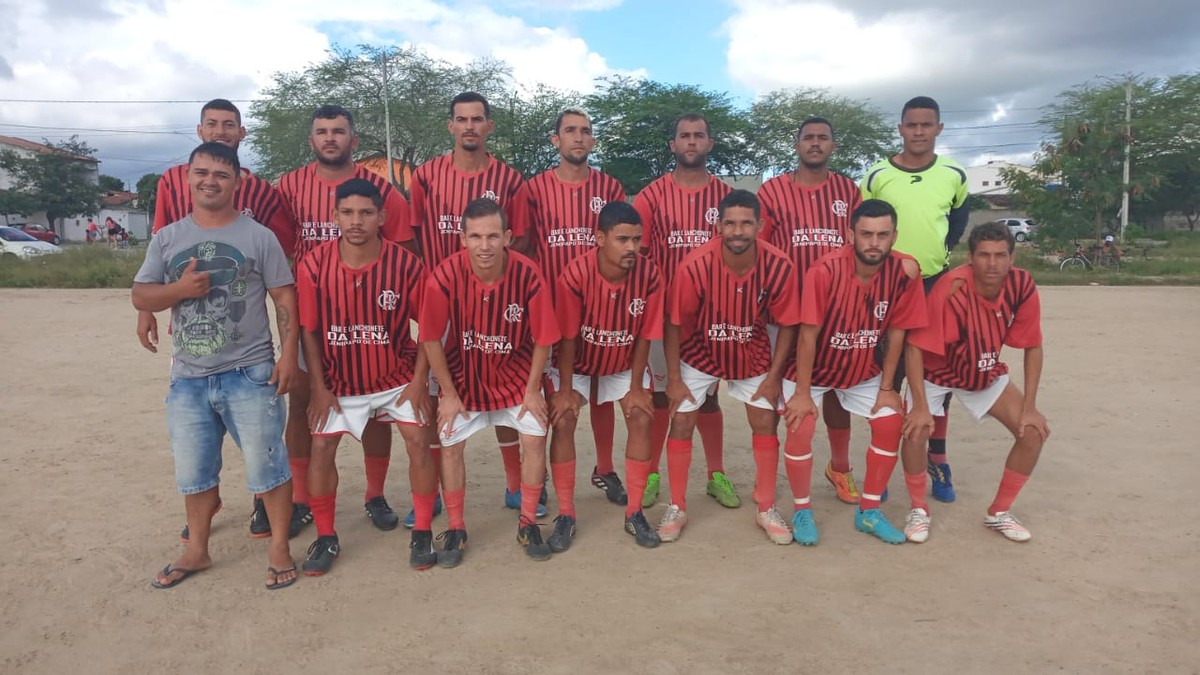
[419,199,561,566]
[758,116,864,506]
[550,202,664,549]
[900,222,1049,543]
[296,179,439,574]
[633,113,736,512]
[782,199,927,545]
[526,107,629,506]
[861,96,970,502]
[661,190,800,544]
[276,105,415,536]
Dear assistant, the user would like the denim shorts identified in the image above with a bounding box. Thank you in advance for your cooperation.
[166,360,291,495]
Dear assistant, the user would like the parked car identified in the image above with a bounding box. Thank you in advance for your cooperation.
[12,222,60,245]
[991,218,1036,242]
[0,226,63,259]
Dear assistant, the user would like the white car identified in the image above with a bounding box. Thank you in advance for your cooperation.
[0,226,63,259]
[994,218,1036,242]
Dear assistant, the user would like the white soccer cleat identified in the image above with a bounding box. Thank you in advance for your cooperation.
[983,511,1032,542]
[657,504,688,542]
[755,506,793,545]
[904,508,931,543]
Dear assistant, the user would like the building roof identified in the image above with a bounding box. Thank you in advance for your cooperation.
[0,134,99,163]
[102,190,138,207]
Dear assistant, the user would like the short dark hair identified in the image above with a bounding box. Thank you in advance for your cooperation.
[200,98,241,125]
[335,178,383,209]
[969,221,1015,254]
[189,141,240,174]
[850,199,897,229]
[718,189,760,220]
[462,197,507,231]
[673,112,711,138]
[312,104,355,133]
[796,116,834,141]
[901,96,941,122]
[554,107,590,135]
[450,92,491,119]
[597,201,641,233]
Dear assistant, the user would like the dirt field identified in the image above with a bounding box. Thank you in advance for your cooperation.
[1,287,1197,674]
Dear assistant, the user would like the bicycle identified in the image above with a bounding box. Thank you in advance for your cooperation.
[1058,242,1121,271]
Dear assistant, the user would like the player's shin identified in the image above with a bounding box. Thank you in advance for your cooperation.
[550,423,578,518]
[860,414,903,510]
[783,415,817,510]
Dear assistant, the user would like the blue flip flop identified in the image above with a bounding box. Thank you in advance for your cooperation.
[151,564,204,589]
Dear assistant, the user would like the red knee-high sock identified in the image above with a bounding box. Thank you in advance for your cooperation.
[929,416,948,464]
[551,461,577,518]
[860,414,903,510]
[827,426,852,473]
[520,483,542,525]
[697,409,725,478]
[625,458,651,518]
[905,471,929,512]
[989,468,1030,515]
[649,408,670,474]
[784,415,817,511]
[290,457,311,505]
[590,402,616,475]
[310,493,336,537]
[445,488,466,530]
[411,491,436,531]
[429,443,442,491]
[499,442,522,493]
[751,434,780,513]
[666,438,693,510]
[363,455,390,502]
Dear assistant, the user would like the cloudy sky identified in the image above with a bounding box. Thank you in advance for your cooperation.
[1,0,1197,187]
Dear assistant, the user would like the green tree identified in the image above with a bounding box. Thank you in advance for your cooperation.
[98,174,124,192]
[136,172,161,220]
[0,136,102,230]
[490,84,581,178]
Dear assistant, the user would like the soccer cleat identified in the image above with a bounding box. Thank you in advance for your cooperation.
[854,508,906,544]
[517,522,552,561]
[706,471,741,508]
[409,530,437,570]
[624,511,661,548]
[547,515,577,553]
[656,504,688,542]
[248,497,271,538]
[402,493,445,529]
[984,511,1032,542]
[755,507,793,545]
[288,503,314,539]
[928,462,957,502]
[591,467,629,505]
[302,535,340,576]
[905,508,931,544]
[179,498,224,543]
[436,529,468,568]
[504,488,548,518]
[364,496,400,531]
[823,462,860,504]
[791,509,819,546]
[642,473,661,508]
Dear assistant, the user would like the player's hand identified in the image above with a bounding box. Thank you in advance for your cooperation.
[307,385,341,434]
[666,378,695,417]
[518,388,550,430]
[437,393,468,438]
[137,310,159,353]
[396,379,431,426]
[783,393,817,433]
[548,387,581,427]
[1018,407,1051,440]
[903,404,935,441]
[269,355,299,396]
[175,258,210,298]
[619,387,654,420]
[750,374,783,410]
[872,388,903,416]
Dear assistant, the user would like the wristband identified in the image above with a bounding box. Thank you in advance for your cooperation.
[880,386,894,392]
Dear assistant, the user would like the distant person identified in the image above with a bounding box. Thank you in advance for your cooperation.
[87,218,99,243]
[106,217,120,248]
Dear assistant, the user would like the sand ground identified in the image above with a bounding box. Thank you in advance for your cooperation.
[1,287,1197,674]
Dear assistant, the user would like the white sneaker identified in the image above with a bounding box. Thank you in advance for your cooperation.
[657,504,688,542]
[904,508,931,543]
[755,506,793,545]
[984,511,1032,542]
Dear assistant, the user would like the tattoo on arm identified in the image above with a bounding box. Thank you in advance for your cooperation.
[276,307,290,342]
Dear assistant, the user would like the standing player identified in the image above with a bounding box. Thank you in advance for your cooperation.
[660,190,799,544]
[276,105,414,536]
[525,107,629,506]
[550,201,664,549]
[781,199,926,545]
[409,92,541,519]
[297,179,439,574]
[634,113,736,511]
[900,222,1049,543]
[758,116,863,506]
[861,96,969,502]
[419,199,560,566]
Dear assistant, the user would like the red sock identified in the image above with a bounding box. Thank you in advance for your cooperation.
[783,415,816,511]
[827,426,852,473]
[697,409,724,478]
[666,438,693,510]
[411,491,436,531]
[590,402,616,475]
[904,472,929,512]
[929,416,948,464]
[445,488,466,530]
[310,493,336,537]
[520,483,542,525]
[989,468,1030,515]
[551,461,577,518]
[499,442,521,493]
[625,458,651,518]
[289,457,311,505]
[363,455,390,502]
[649,407,670,474]
[751,434,779,512]
[860,414,903,510]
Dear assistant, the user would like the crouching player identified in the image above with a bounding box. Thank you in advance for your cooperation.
[900,221,1049,543]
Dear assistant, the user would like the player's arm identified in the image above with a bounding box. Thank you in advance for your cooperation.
[663,321,691,417]
[418,276,465,436]
[266,284,299,396]
[901,342,933,439]
[945,172,970,250]
[623,336,655,419]
[520,276,560,427]
[507,183,534,256]
[549,336,579,426]
[663,271,697,416]
[131,259,209,312]
[782,322,820,432]
[1019,345,1050,439]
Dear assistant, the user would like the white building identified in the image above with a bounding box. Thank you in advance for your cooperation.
[964,160,1031,196]
[0,134,102,237]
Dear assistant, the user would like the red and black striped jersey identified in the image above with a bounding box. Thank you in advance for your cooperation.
[797,246,927,388]
[909,264,1042,391]
[668,237,800,381]
[276,162,412,264]
[556,249,663,377]
[153,164,297,257]
[297,240,424,397]
[525,167,627,297]
[757,171,861,282]
[409,153,529,268]
[418,250,560,411]
[634,173,732,280]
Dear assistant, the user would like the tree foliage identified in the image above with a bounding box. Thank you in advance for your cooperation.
[99,174,125,191]
[136,172,161,219]
[0,136,102,228]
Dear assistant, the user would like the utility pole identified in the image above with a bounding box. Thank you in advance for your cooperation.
[380,49,397,190]
[1119,78,1132,243]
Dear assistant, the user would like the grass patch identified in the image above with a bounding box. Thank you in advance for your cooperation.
[0,245,145,288]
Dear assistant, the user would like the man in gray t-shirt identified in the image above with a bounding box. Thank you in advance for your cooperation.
[133,141,301,591]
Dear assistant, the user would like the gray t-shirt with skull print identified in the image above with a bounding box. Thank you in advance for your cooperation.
[136,213,294,379]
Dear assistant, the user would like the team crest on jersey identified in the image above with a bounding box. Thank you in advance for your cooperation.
[481,189,499,202]
[704,207,719,225]
[831,200,848,217]
[590,197,606,214]
[874,300,889,321]
[628,298,646,317]
[377,290,398,311]
[503,303,523,323]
